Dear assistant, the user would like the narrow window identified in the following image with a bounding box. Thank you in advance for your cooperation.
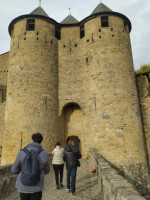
[92,33,94,42]
[0,85,7,103]
[101,16,109,27]
[26,19,35,31]
[86,58,88,65]
[87,39,89,42]
[75,44,77,47]
[55,27,61,39]
[80,25,85,38]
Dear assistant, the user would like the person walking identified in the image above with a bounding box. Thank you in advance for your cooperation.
[63,139,82,195]
[11,133,50,200]
[52,142,64,189]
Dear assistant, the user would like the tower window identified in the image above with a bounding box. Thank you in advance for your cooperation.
[80,25,85,38]
[101,16,109,27]
[0,85,7,103]
[26,19,35,31]
[55,27,61,40]
[86,58,88,65]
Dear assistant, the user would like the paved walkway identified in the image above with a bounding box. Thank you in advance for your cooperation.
[4,159,102,200]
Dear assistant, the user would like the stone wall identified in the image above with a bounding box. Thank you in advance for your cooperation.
[0,103,5,155]
[0,52,8,163]
[0,52,9,86]
[90,152,147,200]
[0,164,16,200]
[1,18,59,165]
[136,73,150,167]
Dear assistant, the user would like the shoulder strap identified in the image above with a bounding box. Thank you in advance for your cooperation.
[22,148,30,154]
[36,148,43,155]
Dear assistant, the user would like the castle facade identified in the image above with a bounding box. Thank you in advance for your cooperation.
[0,2,150,189]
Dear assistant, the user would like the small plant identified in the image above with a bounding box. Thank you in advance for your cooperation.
[135,64,150,74]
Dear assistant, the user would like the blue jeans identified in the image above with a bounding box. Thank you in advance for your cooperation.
[67,168,77,194]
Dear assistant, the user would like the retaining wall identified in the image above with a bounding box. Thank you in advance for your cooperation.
[90,152,147,200]
[0,165,16,200]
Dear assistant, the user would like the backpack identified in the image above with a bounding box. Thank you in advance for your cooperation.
[21,148,43,186]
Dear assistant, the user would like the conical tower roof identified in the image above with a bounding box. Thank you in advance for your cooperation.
[91,3,112,15]
[61,15,79,24]
[30,6,49,17]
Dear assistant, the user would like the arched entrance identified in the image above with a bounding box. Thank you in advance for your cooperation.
[61,103,83,153]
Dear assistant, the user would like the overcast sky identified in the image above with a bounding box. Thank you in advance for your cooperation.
[0,0,150,69]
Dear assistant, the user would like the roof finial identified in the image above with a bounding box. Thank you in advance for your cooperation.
[100,0,102,3]
[69,8,71,15]
[39,0,41,7]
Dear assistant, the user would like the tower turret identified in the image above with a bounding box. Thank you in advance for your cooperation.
[80,1,147,177]
[1,6,59,165]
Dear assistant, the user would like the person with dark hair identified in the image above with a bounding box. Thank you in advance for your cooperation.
[11,133,50,200]
[32,133,43,144]
[63,139,82,195]
[52,142,64,189]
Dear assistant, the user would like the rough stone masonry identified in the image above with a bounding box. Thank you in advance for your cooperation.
[0,2,150,198]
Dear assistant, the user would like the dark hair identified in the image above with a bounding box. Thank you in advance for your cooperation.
[55,142,61,147]
[32,133,43,144]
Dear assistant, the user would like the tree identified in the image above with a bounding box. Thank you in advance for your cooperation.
[135,64,150,74]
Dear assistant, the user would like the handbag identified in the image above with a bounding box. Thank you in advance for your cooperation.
[77,160,80,167]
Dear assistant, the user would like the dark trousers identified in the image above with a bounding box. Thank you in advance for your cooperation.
[67,168,77,194]
[53,164,64,186]
[20,191,42,200]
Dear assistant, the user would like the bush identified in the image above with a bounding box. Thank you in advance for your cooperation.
[135,65,150,74]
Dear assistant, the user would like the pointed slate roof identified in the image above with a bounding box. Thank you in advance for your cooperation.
[61,15,79,24]
[30,7,49,17]
[91,3,112,15]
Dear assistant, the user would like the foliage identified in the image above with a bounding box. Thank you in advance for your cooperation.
[135,64,150,74]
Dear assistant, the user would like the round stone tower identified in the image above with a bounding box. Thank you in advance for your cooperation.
[79,3,147,169]
[1,6,59,165]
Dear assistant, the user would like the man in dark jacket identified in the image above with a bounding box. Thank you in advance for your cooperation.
[11,133,50,200]
[63,139,81,195]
